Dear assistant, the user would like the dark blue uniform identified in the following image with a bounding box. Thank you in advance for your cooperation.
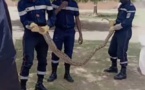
[17,0,53,89]
[47,0,79,82]
[104,1,136,80]
[108,2,136,66]
[0,0,20,89]
[51,0,79,66]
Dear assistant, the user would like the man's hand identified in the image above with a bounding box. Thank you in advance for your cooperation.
[78,34,83,44]
[55,1,68,14]
[39,25,49,35]
[109,24,123,32]
[62,1,68,8]
[29,23,39,32]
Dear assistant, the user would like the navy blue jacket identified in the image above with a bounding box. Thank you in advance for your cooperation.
[17,0,53,30]
[115,2,136,31]
[0,0,20,90]
[52,0,79,29]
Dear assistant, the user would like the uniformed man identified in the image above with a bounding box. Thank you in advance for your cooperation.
[17,0,68,90]
[104,0,136,80]
[47,0,83,83]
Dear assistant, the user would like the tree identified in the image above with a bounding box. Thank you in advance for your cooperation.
[77,0,136,15]
[91,0,102,15]
[76,0,103,15]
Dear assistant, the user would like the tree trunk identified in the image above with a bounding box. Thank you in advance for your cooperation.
[93,4,98,16]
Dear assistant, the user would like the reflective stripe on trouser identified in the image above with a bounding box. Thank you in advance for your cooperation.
[51,60,59,64]
[108,31,131,66]
[110,56,118,60]
[20,76,29,80]
[20,34,48,79]
[37,71,46,75]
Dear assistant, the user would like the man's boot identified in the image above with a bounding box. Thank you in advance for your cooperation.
[35,75,47,90]
[35,82,47,90]
[64,63,74,82]
[104,58,118,73]
[20,80,27,90]
[21,86,26,90]
[47,63,58,82]
[114,65,127,80]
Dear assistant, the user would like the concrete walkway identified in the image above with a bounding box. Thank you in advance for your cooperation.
[13,29,144,43]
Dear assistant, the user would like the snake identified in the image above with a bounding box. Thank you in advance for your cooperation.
[42,19,115,66]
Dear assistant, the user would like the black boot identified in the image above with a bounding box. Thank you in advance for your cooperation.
[35,82,47,90]
[47,63,58,82]
[104,59,118,73]
[104,66,118,73]
[20,80,27,90]
[64,63,74,82]
[21,86,26,90]
[114,66,127,80]
[35,75,48,90]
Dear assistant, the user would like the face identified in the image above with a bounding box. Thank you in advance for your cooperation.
[120,0,129,4]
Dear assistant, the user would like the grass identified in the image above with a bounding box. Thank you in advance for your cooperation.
[15,40,145,90]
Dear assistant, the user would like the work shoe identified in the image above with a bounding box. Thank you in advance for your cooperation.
[21,86,26,90]
[104,66,118,73]
[35,82,47,90]
[64,73,74,82]
[114,68,127,80]
[47,73,57,82]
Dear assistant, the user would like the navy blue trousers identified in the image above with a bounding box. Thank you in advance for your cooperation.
[20,32,48,80]
[51,27,75,65]
[108,30,132,66]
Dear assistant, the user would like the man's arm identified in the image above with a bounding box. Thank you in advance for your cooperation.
[47,1,68,28]
[55,1,68,14]
[75,16,83,44]
[113,6,136,30]
[17,1,33,29]
[120,6,136,29]
[76,16,82,37]
[73,2,83,44]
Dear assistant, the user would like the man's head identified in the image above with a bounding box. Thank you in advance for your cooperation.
[120,0,130,4]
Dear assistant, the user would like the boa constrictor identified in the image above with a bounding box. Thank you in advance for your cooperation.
[42,19,115,66]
